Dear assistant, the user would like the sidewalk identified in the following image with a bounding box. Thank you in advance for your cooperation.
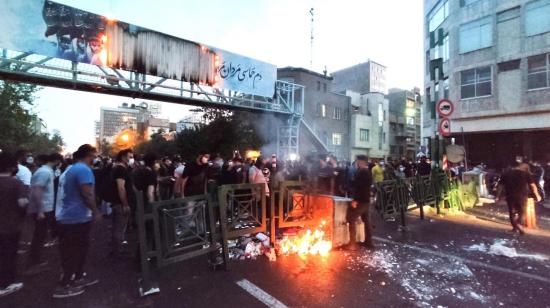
[465,198,550,231]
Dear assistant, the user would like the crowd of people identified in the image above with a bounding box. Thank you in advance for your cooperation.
[2,143,548,299]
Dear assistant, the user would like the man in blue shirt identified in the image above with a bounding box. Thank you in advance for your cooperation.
[54,144,101,299]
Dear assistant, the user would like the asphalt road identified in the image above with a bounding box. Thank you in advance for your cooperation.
[3,210,550,308]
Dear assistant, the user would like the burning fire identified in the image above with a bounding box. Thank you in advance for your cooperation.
[278,221,332,257]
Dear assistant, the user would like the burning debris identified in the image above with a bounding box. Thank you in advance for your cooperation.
[276,221,332,257]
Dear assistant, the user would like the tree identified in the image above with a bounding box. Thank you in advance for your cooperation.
[0,80,65,154]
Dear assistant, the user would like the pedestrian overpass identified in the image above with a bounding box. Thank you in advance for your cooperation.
[0,0,321,158]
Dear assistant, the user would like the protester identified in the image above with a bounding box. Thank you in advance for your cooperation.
[498,162,541,235]
[133,153,159,204]
[158,157,175,200]
[26,153,63,275]
[249,156,270,197]
[54,144,101,298]
[173,158,186,198]
[181,152,210,197]
[107,149,134,258]
[15,149,32,191]
[0,152,29,297]
[417,156,431,176]
[345,155,374,251]
[371,159,385,184]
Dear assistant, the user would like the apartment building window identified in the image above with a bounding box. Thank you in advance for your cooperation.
[323,83,327,93]
[459,16,493,54]
[460,0,481,7]
[332,133,342,146]
[442,35,450,62]
[461,66,492,99]
[428,0,449,32]
[406,117,415,125]
[317,81,321,91]
[317,103,326,117]
[333,107,342,120]
[526,0,550,36]
[360,129,370,142]
[443,78,450,98]
[528,53,550,90]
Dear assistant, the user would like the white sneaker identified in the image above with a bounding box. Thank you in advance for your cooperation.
[0,282,23,298]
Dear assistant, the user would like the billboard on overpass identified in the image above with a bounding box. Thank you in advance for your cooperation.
[0,0,276,97]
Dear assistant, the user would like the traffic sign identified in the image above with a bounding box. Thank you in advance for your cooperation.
[437,99,454,118]
[438,118,452,137]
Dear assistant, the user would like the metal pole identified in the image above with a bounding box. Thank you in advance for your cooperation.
[461,126,468,170]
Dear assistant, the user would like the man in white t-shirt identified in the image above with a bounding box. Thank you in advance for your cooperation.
[15,150,32,188]
[173,161,185,198]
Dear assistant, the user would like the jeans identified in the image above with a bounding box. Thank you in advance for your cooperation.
[28,211,56,266]
[111,203,129,254]
[57,222,91,286]
[347,202,373,246]
[0,232,20,288]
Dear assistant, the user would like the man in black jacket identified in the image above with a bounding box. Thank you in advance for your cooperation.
[346,155,374,250]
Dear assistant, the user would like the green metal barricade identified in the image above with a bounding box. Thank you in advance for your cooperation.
[135,191,228,297]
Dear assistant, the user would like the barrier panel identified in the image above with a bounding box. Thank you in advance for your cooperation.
[217,183,267,239]
[135,192,228,297]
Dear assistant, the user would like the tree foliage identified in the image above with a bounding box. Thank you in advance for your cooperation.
[134,109,264,161]
[0,80,64,154]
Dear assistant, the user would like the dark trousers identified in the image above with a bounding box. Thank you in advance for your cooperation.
[57,222,91,286]
[0,232,20,288]
[29,211,56,266]
[507,196,526,231]
[347,202,373,246]
[111,204,129,254]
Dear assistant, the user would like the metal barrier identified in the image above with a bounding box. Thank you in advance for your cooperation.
[217,183,267,239]
[375,179,409,228]
[135,192,228,297]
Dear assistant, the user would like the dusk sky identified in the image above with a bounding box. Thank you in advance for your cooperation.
[33,0,424,151]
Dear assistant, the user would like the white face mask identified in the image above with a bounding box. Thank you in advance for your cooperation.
[128,158,135,166]
[26,157,34,164]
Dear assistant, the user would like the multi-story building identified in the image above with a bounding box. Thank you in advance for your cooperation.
[387,88,422,161]
[99,102,171,144]
[332,60,388,95]
[99,105,141,144]
[277,67,351,161]
[346,91,390,160]
[424,0,550,168]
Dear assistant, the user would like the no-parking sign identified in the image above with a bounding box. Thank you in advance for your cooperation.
[437,99,454,118]
[438,118,452,137]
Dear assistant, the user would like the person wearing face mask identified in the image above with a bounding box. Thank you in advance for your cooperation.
[181,152,210,197]
[106,149,134,258]
[371,159,385,184]
[25,153,63,275]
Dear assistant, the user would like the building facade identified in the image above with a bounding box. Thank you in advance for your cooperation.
[387,88,422,161]
[277,67,351,161]
[424,0,550,167]
[332,60,388,95]
[347,91,390,160]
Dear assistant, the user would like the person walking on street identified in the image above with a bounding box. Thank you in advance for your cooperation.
[0,152,29,298]
[108,149,134,258]
[345,155,374,251]
[498,162,541,235]
[25,153,63,275]
[54,144,101,298]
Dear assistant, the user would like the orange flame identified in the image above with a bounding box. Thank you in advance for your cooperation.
[278,220,332,257]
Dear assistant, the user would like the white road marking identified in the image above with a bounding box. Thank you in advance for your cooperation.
[373,236,550,284]
[236,279,288,308]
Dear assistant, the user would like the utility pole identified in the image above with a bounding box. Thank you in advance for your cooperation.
[309,8,314,69]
